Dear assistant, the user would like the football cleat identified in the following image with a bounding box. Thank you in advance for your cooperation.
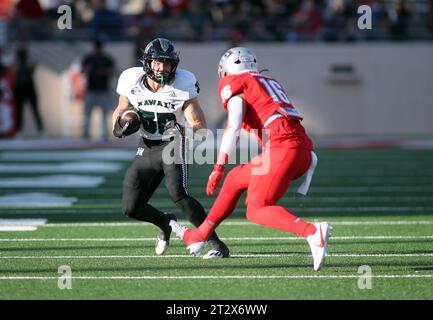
[169,220,205,255]
[203,239,230,259]
[155,213,177,255]
[203,250,224,259]
[306,222,332,271]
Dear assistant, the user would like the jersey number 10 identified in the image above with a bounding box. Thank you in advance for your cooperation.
[258,78,291,104]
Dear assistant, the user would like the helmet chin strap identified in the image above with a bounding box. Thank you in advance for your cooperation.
[148,67,166,85]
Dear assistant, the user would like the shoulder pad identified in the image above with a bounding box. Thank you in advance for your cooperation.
[119,67,144,83]
[172,69,200,98]
[117,67,144,97]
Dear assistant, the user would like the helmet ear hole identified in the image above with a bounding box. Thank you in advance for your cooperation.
[218,47,258,78]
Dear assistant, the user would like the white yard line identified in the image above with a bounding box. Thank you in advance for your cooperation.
[1,207,433,215]
[0,274,432,280]
[0,150,133,161]
[40,220,433,227]
[307,186,433,192]
[0,253,432,259]
[0,235,432,242]
[0,226,37,231]
[326,220,433,225]
[0,219,47,226]
[290,207,433,212]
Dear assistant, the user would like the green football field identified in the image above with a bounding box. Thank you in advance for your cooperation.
[0,146,432,300]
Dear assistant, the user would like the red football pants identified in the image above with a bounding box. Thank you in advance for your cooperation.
[205,146,315,237]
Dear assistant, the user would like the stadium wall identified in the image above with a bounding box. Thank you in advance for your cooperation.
[27,42,433,138]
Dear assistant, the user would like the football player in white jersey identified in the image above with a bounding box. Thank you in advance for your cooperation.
[112,38,229,259]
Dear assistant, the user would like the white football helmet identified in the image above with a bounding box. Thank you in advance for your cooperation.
[218,47,258,79]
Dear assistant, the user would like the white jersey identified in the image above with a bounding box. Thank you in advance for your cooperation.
[116,67,199,140]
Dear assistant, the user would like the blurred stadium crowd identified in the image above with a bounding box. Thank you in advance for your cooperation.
[1,0,433,43]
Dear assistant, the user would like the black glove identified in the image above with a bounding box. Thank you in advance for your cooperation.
[112,116,124,138]
[112,116,140,138]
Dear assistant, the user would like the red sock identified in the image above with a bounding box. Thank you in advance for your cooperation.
[246,205,316,238]
[185,218,217,243]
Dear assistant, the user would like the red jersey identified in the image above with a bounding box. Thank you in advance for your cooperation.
[218,71,312,149]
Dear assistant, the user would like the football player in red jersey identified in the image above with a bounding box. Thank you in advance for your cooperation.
[170,47,332,270]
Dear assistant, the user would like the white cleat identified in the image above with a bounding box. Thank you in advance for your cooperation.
[155,237,168,256]
[202,239,230,259]
[187,242,205,256]
[169,220,205,256]
[169,220,185,239]
[307,222,332,271]
[202,250,225,259]
[155,213,176,255]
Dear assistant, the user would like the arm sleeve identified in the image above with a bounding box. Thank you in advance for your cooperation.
[218,95,244,163]
[218,76,245,110]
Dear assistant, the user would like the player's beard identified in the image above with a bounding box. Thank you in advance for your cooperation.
[157,73,167,86]
[153,66,172,86]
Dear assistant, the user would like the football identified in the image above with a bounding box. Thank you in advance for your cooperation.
[119,109,141,129]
